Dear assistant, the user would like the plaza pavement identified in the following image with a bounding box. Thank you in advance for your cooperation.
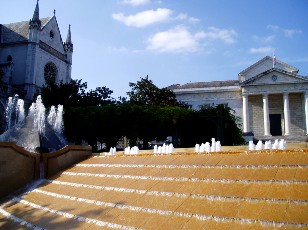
[1,148,308,229]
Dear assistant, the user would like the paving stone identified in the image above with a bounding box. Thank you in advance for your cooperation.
[1,150,307,229]
[235,200,265,220]
[258,202,288,222]
[153,167,198,178]
[284,203,308,224]
[148,180,186,193]
[294,168,308,181]
[274,168,296,181]
[181,217,207,229]
[124,178,160,191]
[134,193,186,211]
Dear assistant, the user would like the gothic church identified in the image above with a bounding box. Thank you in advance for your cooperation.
[0,1,72,130]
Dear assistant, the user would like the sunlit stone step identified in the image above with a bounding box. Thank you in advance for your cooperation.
[1,150,307,229]
[1,199,95,229]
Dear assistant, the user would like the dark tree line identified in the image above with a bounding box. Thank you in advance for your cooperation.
[40,76,244,150]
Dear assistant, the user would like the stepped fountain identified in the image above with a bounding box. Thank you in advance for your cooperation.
[0,95,67,152]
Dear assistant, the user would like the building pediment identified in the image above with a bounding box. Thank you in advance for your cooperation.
[238,56,299,82]
[241,68,308,86]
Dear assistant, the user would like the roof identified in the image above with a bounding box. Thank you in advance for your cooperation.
[239,56,299,76]
[170,80,240,90]
[1,17,50,43]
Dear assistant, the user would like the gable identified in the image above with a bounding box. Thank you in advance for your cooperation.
[241,69,308,86]
[239,56,299,82]
[40,17,65,53]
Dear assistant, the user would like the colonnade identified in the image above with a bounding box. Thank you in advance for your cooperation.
[243,93,308,136]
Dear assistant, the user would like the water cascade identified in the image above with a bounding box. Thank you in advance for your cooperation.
[5,95,25,130]
[124,146,140,155]
[195,138,221,153]
[153,143,174,154]
[0,95,67,152]
[249,139,287,151]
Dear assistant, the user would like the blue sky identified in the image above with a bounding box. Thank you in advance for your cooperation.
[1,0,308,98]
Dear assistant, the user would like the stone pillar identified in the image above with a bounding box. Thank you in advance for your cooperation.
[263,94,271,136]
[305,93,308,135]
[283,93,290,135]
[242,94,249,133]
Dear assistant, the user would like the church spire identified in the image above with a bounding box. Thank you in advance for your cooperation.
[66,24,72,44]
[29,0,41,29]
[64,24,73,52]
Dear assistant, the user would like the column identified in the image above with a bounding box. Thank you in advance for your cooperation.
[242,94,249,133]
[263,94,271,136]
[305,93,308,135]
[283,93,290,135]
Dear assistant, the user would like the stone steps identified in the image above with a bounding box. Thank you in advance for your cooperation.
[1,151,308,229]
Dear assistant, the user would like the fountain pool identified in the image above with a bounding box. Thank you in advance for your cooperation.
[0,95,67,152]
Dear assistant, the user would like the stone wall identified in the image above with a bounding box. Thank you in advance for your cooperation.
[0,143,92,200]
[0,142,39,199]
[43,145,92,178]
[249,93,305,137]
[289,93,305,136]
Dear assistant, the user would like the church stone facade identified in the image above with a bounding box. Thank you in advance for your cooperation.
[171,56,308,142]
[0,1,72,131]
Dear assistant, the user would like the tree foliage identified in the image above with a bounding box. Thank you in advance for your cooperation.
[40,76,244,150]
[40,79,115,108]
[127,75,187,107]
[64,103,244,151]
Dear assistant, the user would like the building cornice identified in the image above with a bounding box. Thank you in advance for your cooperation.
[174,85,241,94]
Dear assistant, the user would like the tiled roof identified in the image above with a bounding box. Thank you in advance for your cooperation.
[1,17,50,43]
[170,80,240,90]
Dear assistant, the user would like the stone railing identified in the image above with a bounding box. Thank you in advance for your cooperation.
[0,142,40,199]
[0,143,92,200]
[43,145,92,178]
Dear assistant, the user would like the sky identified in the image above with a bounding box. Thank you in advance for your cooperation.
[1,0,308,99]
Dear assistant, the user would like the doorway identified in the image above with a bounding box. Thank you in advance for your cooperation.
[270,114,282,136]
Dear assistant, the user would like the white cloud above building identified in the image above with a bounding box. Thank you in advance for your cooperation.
[112,8,172,27]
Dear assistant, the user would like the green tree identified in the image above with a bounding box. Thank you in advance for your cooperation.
[127,75,187,107]
[40,79,115,108]
[179,104,245,147]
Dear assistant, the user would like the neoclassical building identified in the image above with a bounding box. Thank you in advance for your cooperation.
[171,56,308,142]
[0,1,72,131]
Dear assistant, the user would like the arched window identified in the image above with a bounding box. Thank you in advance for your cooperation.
[44,62,57,84]
[7,55,12,62]
[50,30,54,39]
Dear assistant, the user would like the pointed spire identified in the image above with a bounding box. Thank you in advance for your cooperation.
[66,24,72,44]
[64,24,73,52]
[32,0,39,21]
[29,0,41,29]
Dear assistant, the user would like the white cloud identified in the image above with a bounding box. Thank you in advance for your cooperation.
[120,0,151,6]
[202,27,237,44]
[267,24,280,32]
[252,35,276,43]
[283,29,302,38]
[267,24,302,38]
[146,26,238,54]
[174,13,200,23]
[112,8,172,27]
[249,46,273,54]
[146,26,203,53]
